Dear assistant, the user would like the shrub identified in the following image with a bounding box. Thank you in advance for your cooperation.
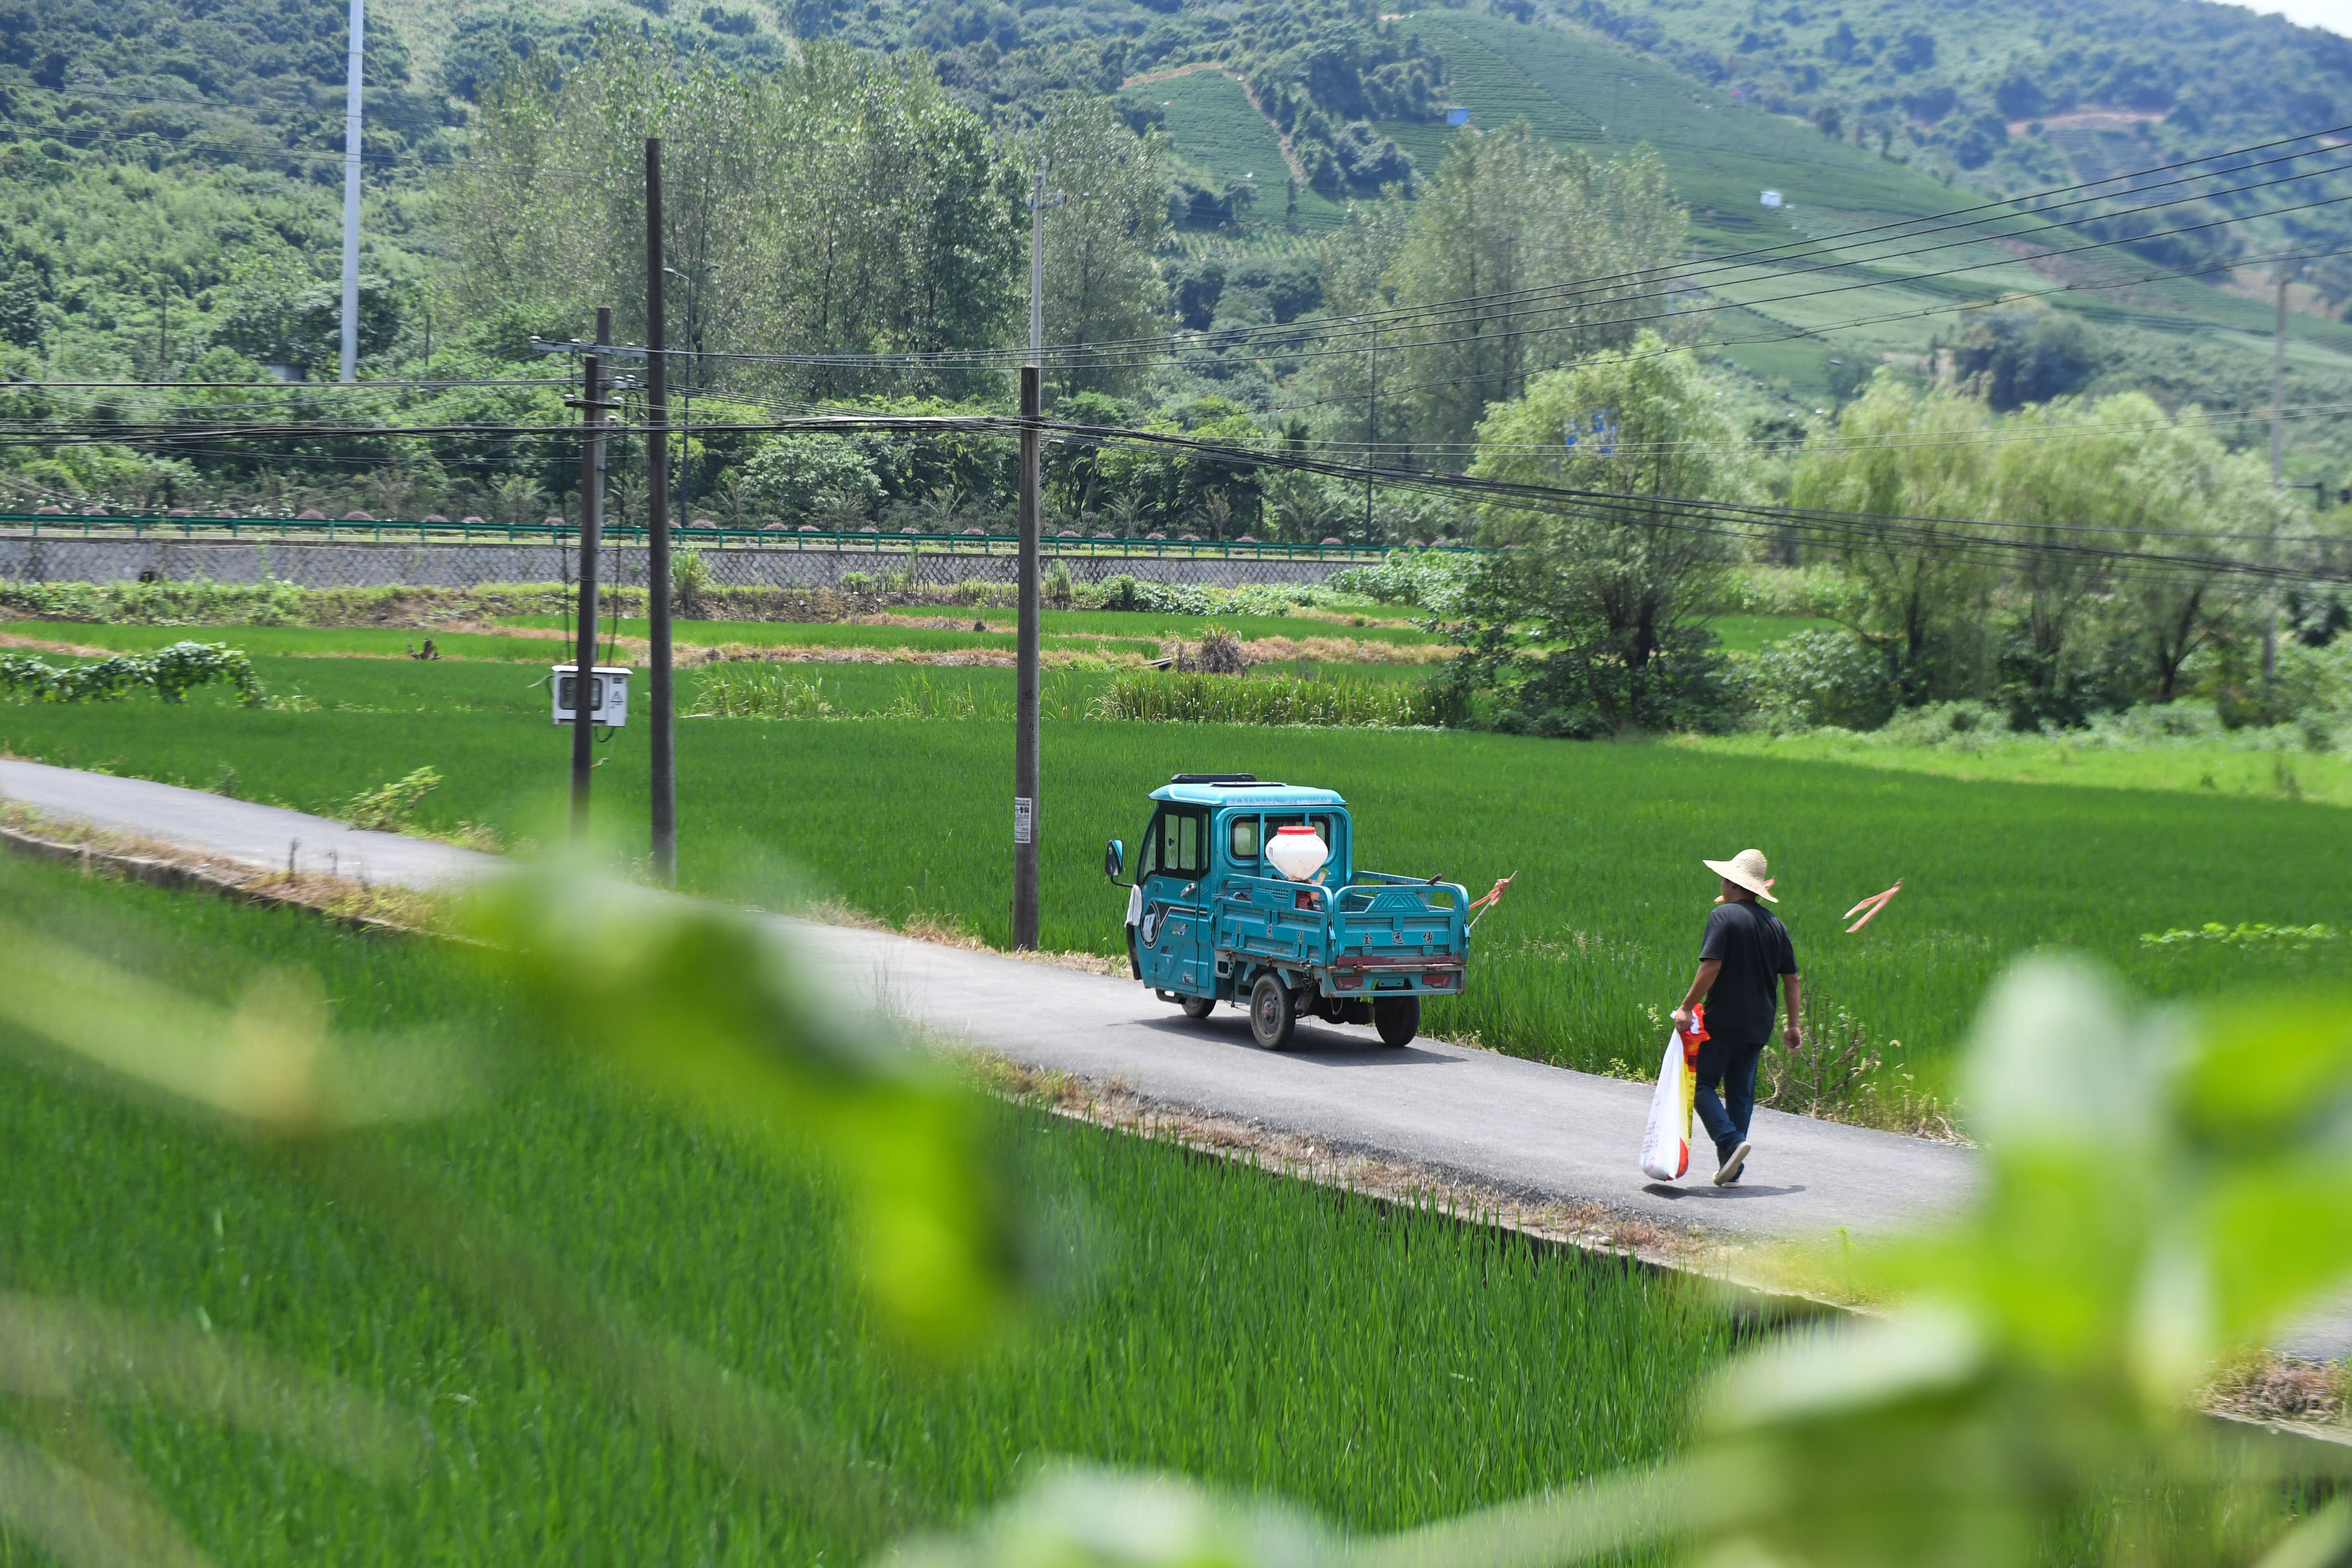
[671,548,711,618]
[1325,549,1477,614]
[0,577,308,626]
[1742,629,1895,731]
[0,641,263,706]
[345,766,442,832]
[1095,576,1214,615]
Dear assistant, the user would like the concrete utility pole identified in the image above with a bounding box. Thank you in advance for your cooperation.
[1013,165,1053,951]
[2267,264,2288,686]
[338,0,364,383]
[569,308,610,838]
[645,139,677,886]
[1365,325,1378,546]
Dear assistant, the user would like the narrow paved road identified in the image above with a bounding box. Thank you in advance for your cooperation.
[1,757,1976,1246]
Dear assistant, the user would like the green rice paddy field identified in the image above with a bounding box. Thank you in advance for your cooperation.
[0,849,1733,1563]
[5,650,2349,1090]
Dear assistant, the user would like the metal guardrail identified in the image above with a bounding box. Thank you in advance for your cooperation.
[0,513,1483,561]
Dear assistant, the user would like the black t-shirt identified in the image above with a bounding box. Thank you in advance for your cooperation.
[1698,899,1799,1045]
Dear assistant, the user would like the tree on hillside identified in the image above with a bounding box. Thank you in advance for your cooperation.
[1444,334,1747,736]
[442,30,1021,402]
[1313,125,1685,456]
[1013,95,1171,402]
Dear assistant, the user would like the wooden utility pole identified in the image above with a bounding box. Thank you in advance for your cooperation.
[2267,265,2288,686]
[645,138,677,885]
[1365,326,1378,546]
[569,307,610,837]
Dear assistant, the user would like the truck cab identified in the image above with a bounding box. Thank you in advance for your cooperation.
[1107,773,1470,1051]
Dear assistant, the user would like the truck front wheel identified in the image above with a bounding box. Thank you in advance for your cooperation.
[1249,973,1297,1051]
[1178,994,1215,1020]
[1373,995,1420,1048]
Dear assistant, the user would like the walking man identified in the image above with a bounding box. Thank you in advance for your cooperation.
[1670,847,1800,1187]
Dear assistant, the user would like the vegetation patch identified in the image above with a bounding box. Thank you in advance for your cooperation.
[1094,670,1440,727]
[0,641,263,706]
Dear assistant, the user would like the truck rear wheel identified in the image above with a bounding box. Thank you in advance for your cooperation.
[1373,995,1420,1048]
[1178,994,1215,1020]
[1249,974,1297,1051]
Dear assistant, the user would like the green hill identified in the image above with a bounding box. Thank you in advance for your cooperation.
[1354,7,2352,468]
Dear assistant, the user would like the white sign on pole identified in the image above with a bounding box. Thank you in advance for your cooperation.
[1014,796,1035,845]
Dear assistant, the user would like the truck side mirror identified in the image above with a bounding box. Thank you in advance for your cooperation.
[1104,838,1125,881]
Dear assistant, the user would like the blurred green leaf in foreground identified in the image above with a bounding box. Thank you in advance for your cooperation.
[7,856,2352,1568]
[908,958,2352,1568]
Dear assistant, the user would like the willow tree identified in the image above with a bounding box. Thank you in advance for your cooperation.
[1794,382,2277,717]
[1788,380,2003,705]
[1318,125,1686,455]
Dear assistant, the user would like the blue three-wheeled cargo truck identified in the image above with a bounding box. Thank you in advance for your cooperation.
[1103,774,1472,1051]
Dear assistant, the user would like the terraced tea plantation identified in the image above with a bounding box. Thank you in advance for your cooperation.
[0,849,1734,1562]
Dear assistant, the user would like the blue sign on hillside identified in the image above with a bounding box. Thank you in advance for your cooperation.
[1446,107,1470,126]
[1564,409,1618,456]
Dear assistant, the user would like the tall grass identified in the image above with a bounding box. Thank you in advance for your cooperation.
[0,852,1734,1560]
[1095,671,1438,727]
[689,665,836,718]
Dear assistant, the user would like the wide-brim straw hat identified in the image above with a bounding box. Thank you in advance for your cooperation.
[1703,847,1778,902]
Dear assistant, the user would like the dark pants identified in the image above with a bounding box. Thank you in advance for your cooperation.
[1693,1035,1764,1163]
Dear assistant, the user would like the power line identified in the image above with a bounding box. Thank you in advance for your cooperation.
[6,408,2340,585]
[645,124,2352,372]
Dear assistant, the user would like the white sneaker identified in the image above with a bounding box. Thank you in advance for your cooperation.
[1712,1143,1750,1187]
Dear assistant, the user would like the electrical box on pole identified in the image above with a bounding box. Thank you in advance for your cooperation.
[552,665,631,727]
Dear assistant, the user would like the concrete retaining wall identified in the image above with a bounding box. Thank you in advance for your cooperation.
[0,535,1364,591]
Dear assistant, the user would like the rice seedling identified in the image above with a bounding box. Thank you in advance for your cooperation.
[0,850,1734,1561]
[689,665,836,719]
[4,656,2348,1092]
[1094,671,1437,727]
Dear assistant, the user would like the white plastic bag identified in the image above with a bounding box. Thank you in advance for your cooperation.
[1639,1016,1703,1182]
